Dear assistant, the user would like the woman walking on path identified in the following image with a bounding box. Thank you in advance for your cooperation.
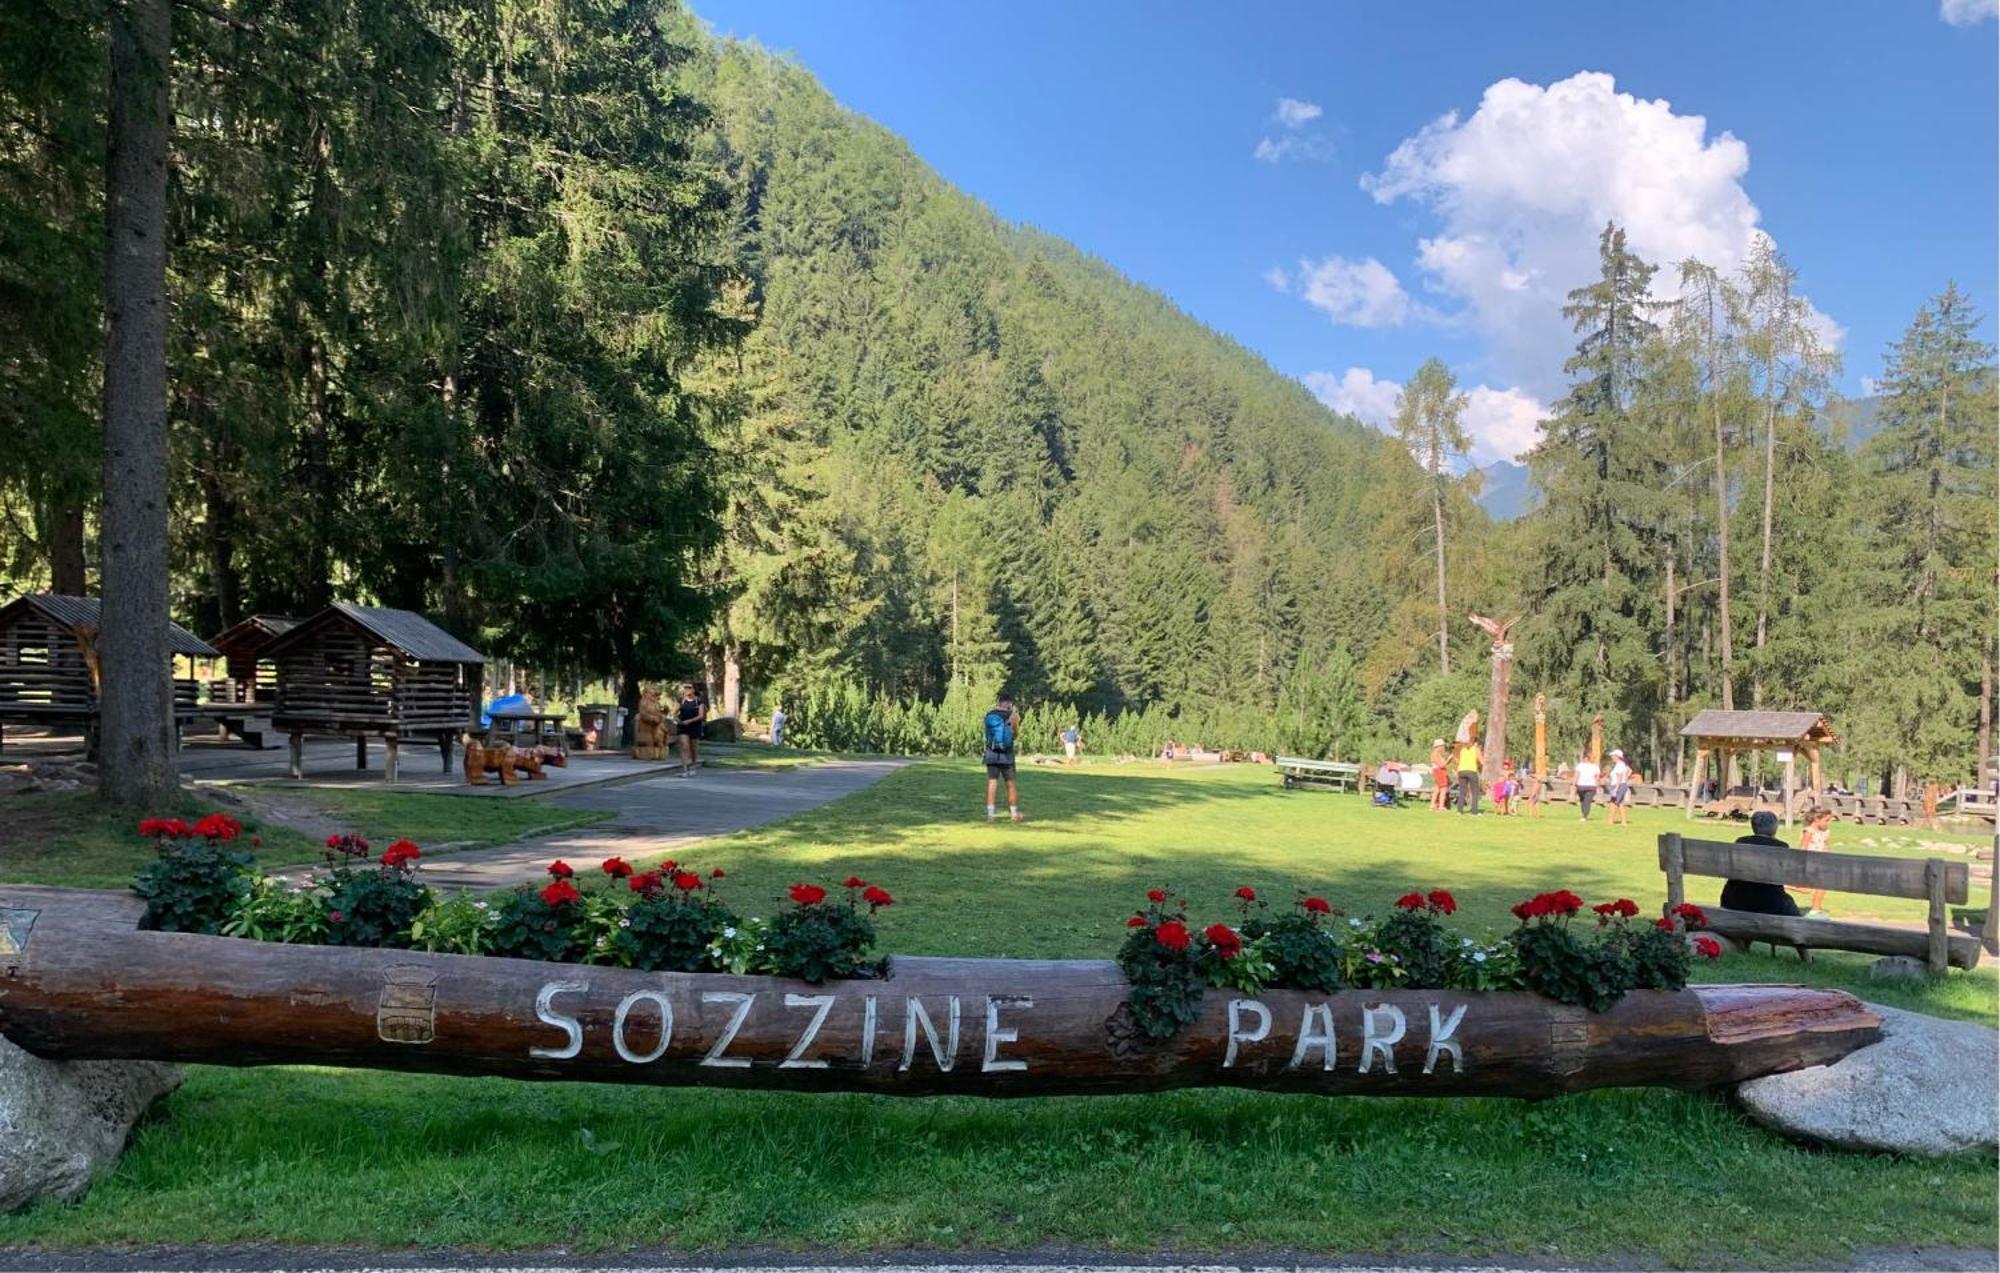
[1573,751,1600,821]
[675,682,707,775]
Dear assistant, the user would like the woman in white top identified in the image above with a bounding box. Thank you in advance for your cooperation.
[1572,753,1601,820]
[1605,749,1633,825]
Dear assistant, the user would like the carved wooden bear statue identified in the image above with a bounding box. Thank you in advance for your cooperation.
[463,739,518,786]
[632,688,670,761]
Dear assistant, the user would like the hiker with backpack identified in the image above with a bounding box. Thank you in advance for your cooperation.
[983,691,1022,822]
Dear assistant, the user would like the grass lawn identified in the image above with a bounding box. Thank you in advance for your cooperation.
[0,760,1992,1264]
[0,785,608,888]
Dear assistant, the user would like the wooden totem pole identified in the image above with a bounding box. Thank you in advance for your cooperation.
[1469,614,1519,783]
[1533,692,1548,780]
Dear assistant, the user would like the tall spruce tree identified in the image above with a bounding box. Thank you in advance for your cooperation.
[1390,357,1474,676]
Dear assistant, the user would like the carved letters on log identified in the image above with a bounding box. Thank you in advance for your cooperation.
[0,887,1881,1099]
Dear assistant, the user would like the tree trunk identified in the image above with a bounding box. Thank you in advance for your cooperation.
[49,502,88,595]
[1432,484,1450,676]
[97,0,176,808]
[201,454,242,629]
[1753,400,1777,712]
[1979,648,1993,782]
[1711,401,1735,712]
[722,643,743,722]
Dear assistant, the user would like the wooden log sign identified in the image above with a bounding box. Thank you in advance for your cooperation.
[0,887,1880,1098]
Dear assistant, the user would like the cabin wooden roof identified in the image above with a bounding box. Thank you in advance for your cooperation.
[0,593,218,658]
[263,602,485,664]
[208,614,298,654]
[1679,709,1837,746]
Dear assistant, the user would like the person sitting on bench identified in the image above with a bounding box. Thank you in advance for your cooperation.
[1722,811,1810,960]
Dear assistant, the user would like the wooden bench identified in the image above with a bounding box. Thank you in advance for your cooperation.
[1276,757,1360,793]
[1660,833,1982,973]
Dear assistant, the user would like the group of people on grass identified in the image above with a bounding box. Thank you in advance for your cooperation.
[1406,726,1635,823]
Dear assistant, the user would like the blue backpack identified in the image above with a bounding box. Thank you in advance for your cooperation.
[983,709,1015,758]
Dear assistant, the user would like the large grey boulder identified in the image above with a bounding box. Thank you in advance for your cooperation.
[0,1035,180,1211]
[1737,1004,1998,1157]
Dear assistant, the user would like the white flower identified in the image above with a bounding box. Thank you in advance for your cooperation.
[1349,917,1364,929]
[618,918,631,928]
[474,901,490,911]
[722,926,737,939]
[1461,937,1474,947]
[1473,951,1488,963]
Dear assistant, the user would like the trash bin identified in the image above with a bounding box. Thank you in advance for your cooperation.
[579,703,623,750]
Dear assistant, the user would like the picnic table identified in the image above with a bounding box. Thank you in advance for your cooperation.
[487,711,572,757]
[1276,757,1360,792]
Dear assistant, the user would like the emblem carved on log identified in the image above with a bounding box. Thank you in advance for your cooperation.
[377,965,439,1044]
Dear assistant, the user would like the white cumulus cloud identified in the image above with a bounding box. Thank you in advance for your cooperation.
[1274,97,1324,128]
[1941,0,1997,25]
[1295,255,1410,327]
[1361,71,1837,398]
[1462,384,1548,463]
[1304,368,1546,465]
[1303,368,1404,430]
[1262,265,1291,291]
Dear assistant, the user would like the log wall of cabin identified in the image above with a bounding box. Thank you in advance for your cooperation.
[0,614,95,716]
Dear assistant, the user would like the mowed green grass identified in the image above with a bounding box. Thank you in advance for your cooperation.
[0,786,606,888]
[0,760,1992,1263]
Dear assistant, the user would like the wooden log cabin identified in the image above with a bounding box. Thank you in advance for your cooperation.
[0,593,218,751]
[203,614,297,748]
[264,603,484,782]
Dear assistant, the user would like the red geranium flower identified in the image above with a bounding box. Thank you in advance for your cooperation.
[1654,916,1675,932]
[328,910,345,923]
[1235,886,1257,902]
[539,879,580,907]
[1154,919,1190,951]
[711,868,725,879]
[672,870,703,893]
[661,859,678,872]
[1146,888,1168,904]
[380,840,421,869]
[1303,896,1332,914]
[1395,891,1426,911]
[193,813,242,841]
[1426,889,1457,915]
[1593,898,1639,919]
[862,885,893,909]
[547,860,574,879]
[1546,890,1584,915]
[1126,914,1149,928]
[1693,935,1723,959]
[789,883,827,906]
[843,875,868,889]
[1204,922,1244,960]
[602,857,633,878]
[1672,902,1708,929]
[629,871,663,897]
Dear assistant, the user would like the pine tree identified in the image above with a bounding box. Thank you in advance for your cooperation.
[1390,357,1474,675]
[1843,286,1997,788]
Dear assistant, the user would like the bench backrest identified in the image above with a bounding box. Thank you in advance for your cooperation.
[1658,835,1968,905]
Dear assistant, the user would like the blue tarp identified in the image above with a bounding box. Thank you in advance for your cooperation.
[482,693,529,728]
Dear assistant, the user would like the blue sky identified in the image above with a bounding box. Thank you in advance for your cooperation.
[699,1,1999,463]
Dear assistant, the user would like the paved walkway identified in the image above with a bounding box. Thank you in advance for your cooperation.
[405,757,909,889]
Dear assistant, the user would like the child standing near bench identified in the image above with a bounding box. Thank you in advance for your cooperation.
[1800,807,1834,915]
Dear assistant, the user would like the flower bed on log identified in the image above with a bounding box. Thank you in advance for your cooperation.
[129,814,1718,1025]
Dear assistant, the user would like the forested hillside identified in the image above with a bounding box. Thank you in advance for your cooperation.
[686,42,1497,752]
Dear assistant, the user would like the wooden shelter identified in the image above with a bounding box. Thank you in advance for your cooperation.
[1680,709,1837,826]
[205,614,297,707]
[264,603,484,781]
[0,594,216,749]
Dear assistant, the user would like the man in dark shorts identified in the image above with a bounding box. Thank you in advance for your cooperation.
[983,691,1021,822]
[675,682,706,776]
